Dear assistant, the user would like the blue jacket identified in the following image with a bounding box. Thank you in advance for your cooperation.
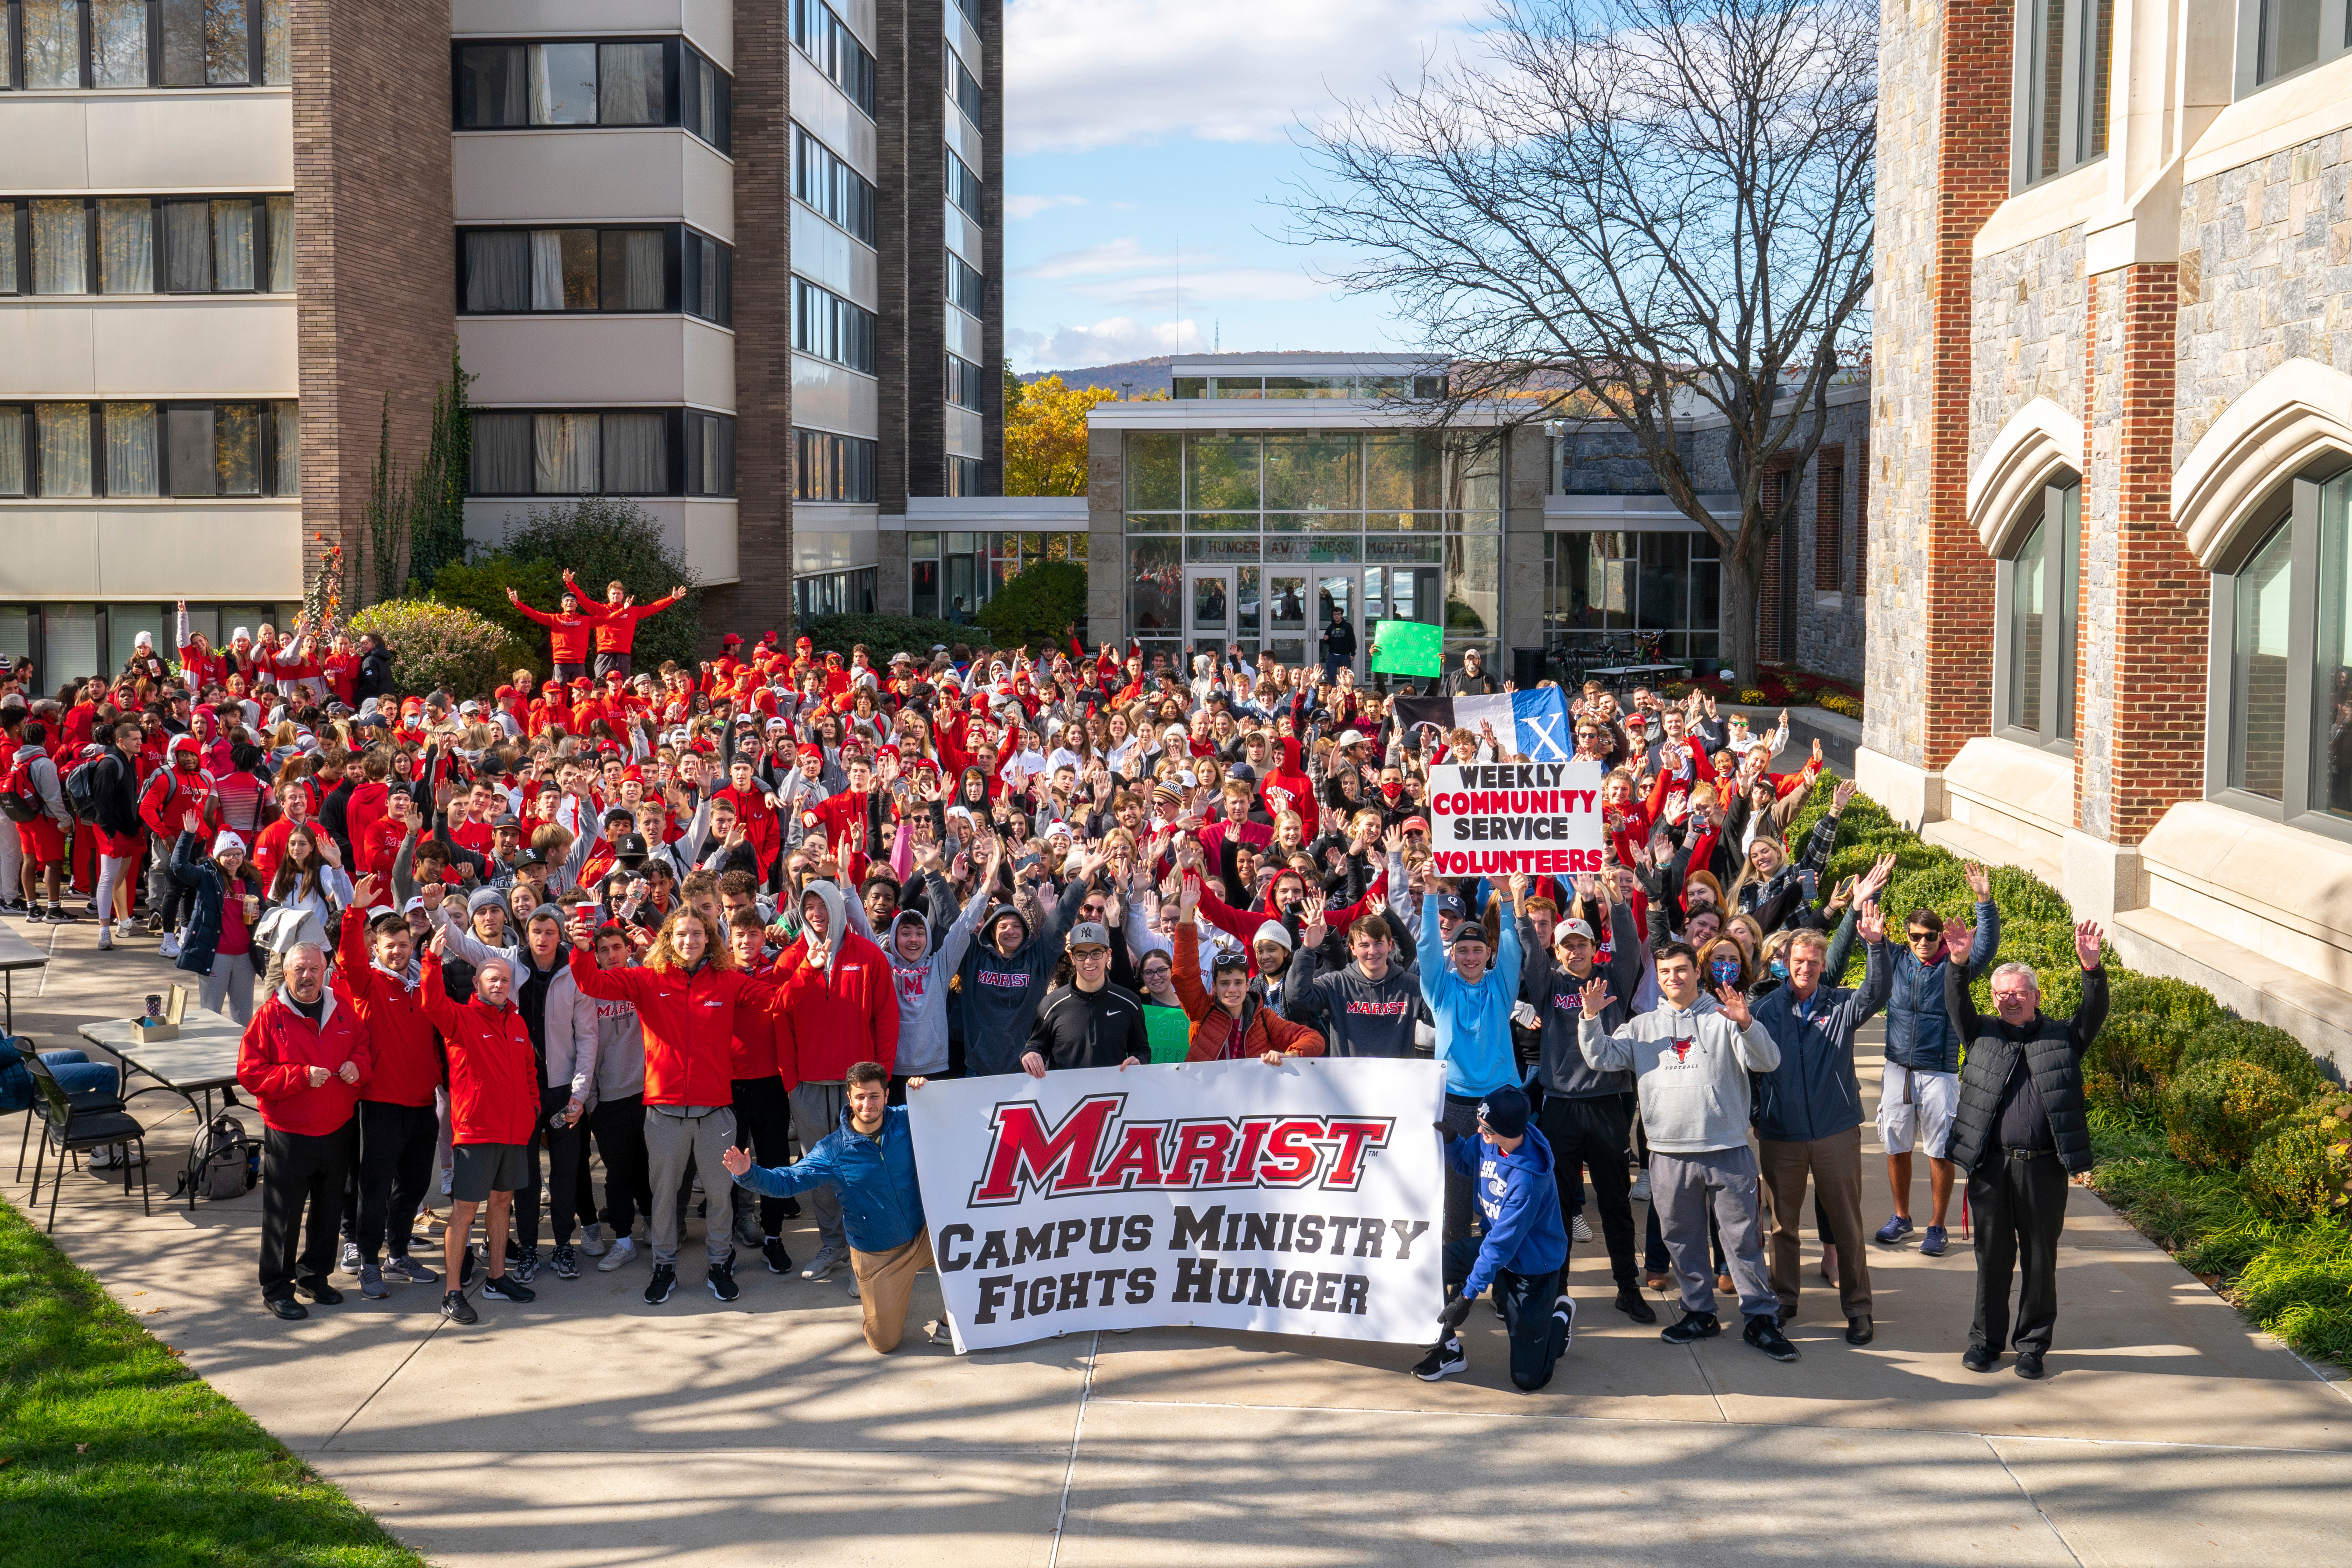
[1752,938,1894,1143]
[731,1103,926,1254]
[1445,1128,1568,1297]
[1876,899,1997,1074]
[1420,894,1523,1096]
[169,830,268,978]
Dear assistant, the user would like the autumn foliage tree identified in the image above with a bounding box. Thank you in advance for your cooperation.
[1004,375,1121,495]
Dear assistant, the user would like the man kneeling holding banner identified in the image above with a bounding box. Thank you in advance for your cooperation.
[1417,1083,1573,1391]
[722,1061,943,1353]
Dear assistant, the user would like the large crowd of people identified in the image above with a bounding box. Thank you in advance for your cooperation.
[2,584,2108,1385]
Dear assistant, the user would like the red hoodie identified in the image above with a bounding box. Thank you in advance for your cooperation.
[774,923,900,1081]
[418,954,540,1145]
[1260,736,1315,823]
[337,906,444,1108]
[567,949,785,1106]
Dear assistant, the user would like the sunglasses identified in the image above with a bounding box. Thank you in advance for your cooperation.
[1211,951,1251,973]
[1905,930,1941,944]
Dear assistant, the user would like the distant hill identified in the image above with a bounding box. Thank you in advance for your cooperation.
[1024,350,1381,399]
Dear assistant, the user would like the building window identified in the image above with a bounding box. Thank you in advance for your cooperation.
[946,352,985,412]
[0,399,295,497]
[793,567,877,620]
[789,0,875,118]
[2208,466,2352,832]
[454,38,729,140]
[1542,530,1722,667]
[459,225,724,318]
[946,248,984,315]
[791,278,877,373]
[794,427,877,503]
[947,456,982,497]
[466,409,701,497]
[2015,0,2113,186]
[1814,452,1845,592]
[946,148,985,222]
[945,42,982,127]
[0,196,289,296]
[1172,374,1445,400]
[1996,477,2080,750]
[792,124,877,245]
[4,0,288,90]
[684,412,735,497]
[2237,0,2351,94]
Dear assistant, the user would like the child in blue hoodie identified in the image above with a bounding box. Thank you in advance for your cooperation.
[1415,1084,1573,1391]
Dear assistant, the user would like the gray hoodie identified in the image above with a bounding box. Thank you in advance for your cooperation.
[880,871,992,1077]
[1577,993,1781,1154]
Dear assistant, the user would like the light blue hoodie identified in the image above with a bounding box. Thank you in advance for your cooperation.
[1419,893,1522,1096]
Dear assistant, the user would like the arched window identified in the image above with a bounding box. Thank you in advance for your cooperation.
[2208,464,2352,832]
[1995,476,2078,751]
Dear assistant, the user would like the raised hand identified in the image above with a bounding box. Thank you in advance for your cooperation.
[1578,974,1614,1015]
[1856,899,1886,943]
[2074,920,2104,971]
[1833,778,1857,811]
[1506,870,1529,905]
[1859,851,1897,902]
[352,872,381,908]
[1383,826,1405,856]
[1714,983,1752,1027]
[1962,860,1992,901]
[1177,873,1201,920]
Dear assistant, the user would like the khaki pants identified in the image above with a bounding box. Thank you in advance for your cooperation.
[851,1232,935,1353]
[1759,1126,1872,1320]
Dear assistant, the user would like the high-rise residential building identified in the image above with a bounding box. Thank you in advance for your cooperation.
[0,0,1000,683]
[1866,0,2352,1065]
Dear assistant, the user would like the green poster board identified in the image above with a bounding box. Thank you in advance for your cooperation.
[1370,619,1443,677]
[1144,1004,1193,1063]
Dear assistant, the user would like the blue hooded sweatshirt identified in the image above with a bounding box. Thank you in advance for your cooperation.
[1445,1127,1569,1297]
[1420,894,1523,1097]
[730,1103,926,1254]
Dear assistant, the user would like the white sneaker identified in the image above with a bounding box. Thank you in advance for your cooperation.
[440,1168,454,1197]
[97,928,113,951]
[802,1245,848,1282]
[596,1237,638,1273]
[116,918,140,937]
[579,1222,609,1258]
[1629,1173,1651,1203]
[846,1271,861,1299]
[1571,1215,1595,1244]
[159,935,181,959]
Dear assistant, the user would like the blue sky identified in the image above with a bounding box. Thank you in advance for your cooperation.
[1000,0,1487,374]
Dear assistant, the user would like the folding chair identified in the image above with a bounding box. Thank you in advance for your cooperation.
[27,1054,150,1232]
[12,1039,125,1180]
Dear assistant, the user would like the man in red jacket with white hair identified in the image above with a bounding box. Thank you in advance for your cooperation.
[235,943,371,1321]
[418,933,543,1324]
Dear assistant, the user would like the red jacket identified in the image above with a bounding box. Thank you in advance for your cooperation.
[577,589,685,654]
[515,600,597,665]
[337,906,443,1107]
[137,752,215,841]
[235,988,371,1137]
[567,950,784,1106]
[774,927,901,1080]
[729,957,795,1085]
[417,954,540,1145]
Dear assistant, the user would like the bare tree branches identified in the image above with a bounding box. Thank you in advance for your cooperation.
[1286,0,1876,678]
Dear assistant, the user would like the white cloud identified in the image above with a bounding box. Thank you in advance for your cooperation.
[1005,0,1484,156]
[1008,317,1204,367]
[1005,193,1088,221]
[1017,237,1185,280]
[1060,266,1335,309]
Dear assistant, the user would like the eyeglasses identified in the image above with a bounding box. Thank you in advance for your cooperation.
[1070,947,1111,961]
[1905,930,1940,945]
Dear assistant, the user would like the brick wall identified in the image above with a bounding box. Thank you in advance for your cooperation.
[708,2,795,645]
[903,1,950,500]
[978,0,1005,492]
[875,1,911,514]
[291,0,454,605]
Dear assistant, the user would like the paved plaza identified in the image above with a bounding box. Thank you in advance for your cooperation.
[9,914,2350,1567]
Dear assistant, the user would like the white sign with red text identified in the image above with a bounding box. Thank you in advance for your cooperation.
[907,1058,1446,1352]
[1424,761,1606,880]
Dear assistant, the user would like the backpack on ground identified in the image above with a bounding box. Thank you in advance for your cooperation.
[182,1113,258,1202]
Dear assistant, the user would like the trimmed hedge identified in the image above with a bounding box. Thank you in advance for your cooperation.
[1780,775,2351,1361]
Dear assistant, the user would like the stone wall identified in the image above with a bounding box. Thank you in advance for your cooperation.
[1970,225,2090,470]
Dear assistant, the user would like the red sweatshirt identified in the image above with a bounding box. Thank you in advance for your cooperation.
[235,989,371,1137]
[417,954,540,1145]
[577,590,685,654]
[773,927,900,1080]
[337,906,444,1107]
[514,600,597,665]
[566,950,785,1107]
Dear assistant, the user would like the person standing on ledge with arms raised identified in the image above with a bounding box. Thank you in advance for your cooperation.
[1945,921,2108,1381]
[564,572,688,683]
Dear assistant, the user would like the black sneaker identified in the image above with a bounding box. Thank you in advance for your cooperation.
[440,1290,478,1325]
[481,1274,535,1304]
[1613,1285,1658,1324]
[708,1257,741,1301]
[459,1245,476,1289]
[1412,1336,1467,1381]
[265,1294,308,1321]
[1553,1293,1577,1353]
[2014,1349,2047,1380]
[780,1196,802,1219]
[1961,1343,2001,1373]
[644,1263,677,1304]
[761,1236,793,1275]
[1661,1310,1721,1345]
[293,1277,343,1305]
[549,1245,578,1280]
[1743,1314,1800,1362]
[46,905,73,923]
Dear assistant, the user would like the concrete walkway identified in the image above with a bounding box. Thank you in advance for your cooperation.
[8,909,2349,1567]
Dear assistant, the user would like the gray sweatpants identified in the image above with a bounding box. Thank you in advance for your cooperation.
[1650,1144,1776,1321]
[788,1081,848,1258]
[644,1104,738,1268]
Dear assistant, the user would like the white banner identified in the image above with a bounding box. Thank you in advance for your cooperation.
[907,1057,1447,1352]
[1424,760,1606,880]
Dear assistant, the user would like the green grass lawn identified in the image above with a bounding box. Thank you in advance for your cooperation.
[0,1198,425,1568]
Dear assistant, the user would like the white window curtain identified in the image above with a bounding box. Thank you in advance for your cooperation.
[535,413,600,494]
[470,413,532,494]
[467,231,530,312]
[169,406,216,496]
[274,403,300,494]
[99,201,154,294]
[599,42,666,124]
[106,404,160,496]
[32,201,88,295]
[529,231,564,310]
[212,201,255,291]
[23,1,80,88]
[37,404,94,497]
[165,201,211,292]
[602,231,663,311]
[530,42,598,124]
[267,197,295,292]
[0,411,25,497]
[603,413,666,493]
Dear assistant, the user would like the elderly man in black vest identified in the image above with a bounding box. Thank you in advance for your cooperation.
[1944,921,2108,1381]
